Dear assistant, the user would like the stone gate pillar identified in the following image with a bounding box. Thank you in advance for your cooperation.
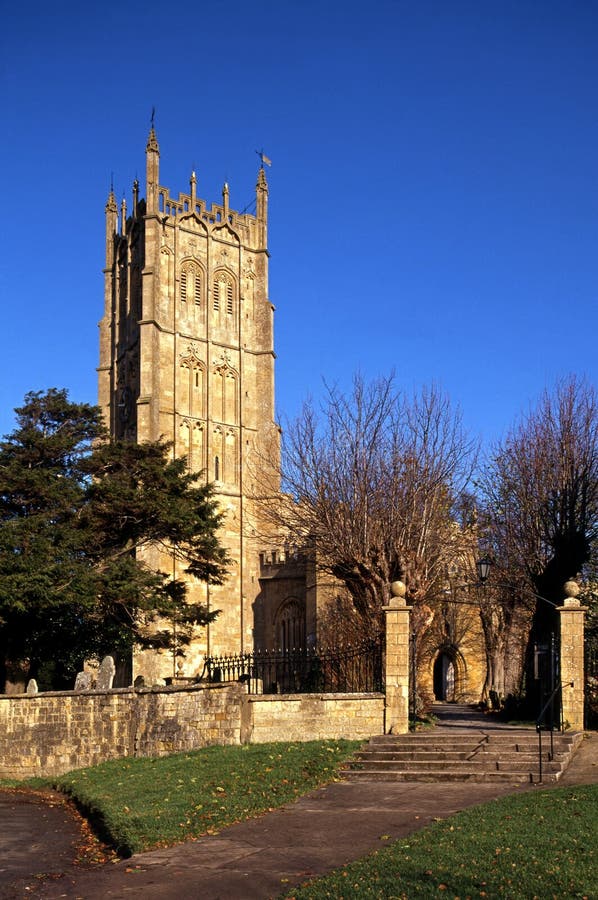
[558,580,587,731]
[382,581,411,734]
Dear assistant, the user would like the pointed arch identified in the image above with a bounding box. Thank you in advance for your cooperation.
[243,267,256,318]
[211,360,238,425]
[274,597,306,651]
[180,258,205,309]
[179,345,206,419]
[224,369,238,423]
[432,646,467,701]
[224,428,238,485]
[179,212,209,235]
[179,418,191,460]
[179,418,205,473]
[190,420,205,474]
[213,426,224,482]
[157,246,174,317]
[212,268,238,327]
[213,224,241,245]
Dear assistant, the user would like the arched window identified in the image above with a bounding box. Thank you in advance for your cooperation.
[212,270,236,322]
[275,598,305,652]
[180,260,203,306]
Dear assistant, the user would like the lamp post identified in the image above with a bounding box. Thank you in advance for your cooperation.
[476,555,495,707]
[476,555,492,585]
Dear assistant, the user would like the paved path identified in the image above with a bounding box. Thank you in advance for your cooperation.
[0,789,94,896]
[1,707,596,899]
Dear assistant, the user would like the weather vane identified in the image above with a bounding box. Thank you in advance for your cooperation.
[255,148,272,167]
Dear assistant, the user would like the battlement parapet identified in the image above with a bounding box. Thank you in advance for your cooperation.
[158,186,255,229]
[259,548,307,577]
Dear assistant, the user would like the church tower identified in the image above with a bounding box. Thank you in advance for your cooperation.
[99,127,279,680]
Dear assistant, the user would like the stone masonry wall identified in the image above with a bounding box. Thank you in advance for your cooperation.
[0,684,244,779]
[242,694,385,744]
[0,686,384,779]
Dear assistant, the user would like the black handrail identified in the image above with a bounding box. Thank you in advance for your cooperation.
[536,680,574,783]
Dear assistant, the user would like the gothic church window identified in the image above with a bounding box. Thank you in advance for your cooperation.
[275,599,305,651]
[180,260,203,306]
[212,270,236,322]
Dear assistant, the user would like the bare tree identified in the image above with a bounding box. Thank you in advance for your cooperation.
[479,376,598,707]
[257,374,476,639]
[483,376,598,613]
[475,573,532,702]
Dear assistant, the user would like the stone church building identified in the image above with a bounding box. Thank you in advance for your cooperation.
[100,127,316,684]
[100,128,487,701]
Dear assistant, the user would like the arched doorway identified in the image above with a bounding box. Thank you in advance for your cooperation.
[433,651,456,701]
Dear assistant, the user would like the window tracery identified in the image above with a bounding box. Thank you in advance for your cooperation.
[212,269,237,324]
[180,259,203,306]
[275,598,305,651]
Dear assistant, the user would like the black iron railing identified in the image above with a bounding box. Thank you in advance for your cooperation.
[202,639,384,695]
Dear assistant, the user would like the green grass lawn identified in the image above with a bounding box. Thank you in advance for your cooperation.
[2,742,596,896]
[20,740,359,856]
[285,784,598,899]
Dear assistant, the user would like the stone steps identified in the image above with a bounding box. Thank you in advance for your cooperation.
[354,752,566,767]
[344,769,547,784]
[343,729,583,784]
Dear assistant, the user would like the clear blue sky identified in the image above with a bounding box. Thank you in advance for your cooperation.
[1,0,596,446]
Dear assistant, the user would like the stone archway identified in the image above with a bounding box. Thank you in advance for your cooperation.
[433,650,456,701]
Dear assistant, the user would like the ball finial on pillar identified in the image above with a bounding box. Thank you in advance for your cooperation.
[390,581,407,606]
[563,580,580,607]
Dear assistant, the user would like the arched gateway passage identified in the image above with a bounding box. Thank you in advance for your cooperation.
[433,651,456,701]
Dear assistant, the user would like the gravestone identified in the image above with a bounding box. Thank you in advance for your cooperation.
[74,671,93,691]
[26,679,38,694]
[96,656,116,691]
